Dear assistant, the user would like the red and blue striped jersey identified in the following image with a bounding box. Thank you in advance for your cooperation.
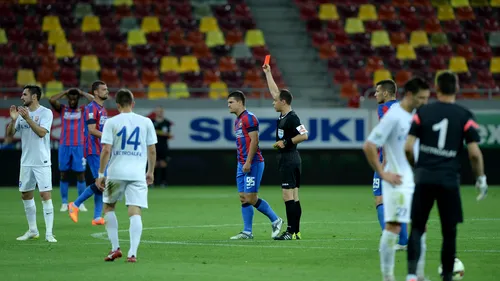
[377,100,398,162]
[84,101,107,157]
[59,105,85,146]
[235,110,264,164]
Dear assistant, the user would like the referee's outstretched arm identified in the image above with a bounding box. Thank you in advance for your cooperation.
[262,63,280,100]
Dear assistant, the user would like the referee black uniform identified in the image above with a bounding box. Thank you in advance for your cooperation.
[406,101,482,280]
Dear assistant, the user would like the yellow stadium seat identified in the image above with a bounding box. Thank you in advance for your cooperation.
[45,81,63,98]
[410,30,430,47]
[451,0,471,7]
[244,29,266,47]
[169,82,190,99]
[199,16,220,33]
[127,29,147,46]
[80,55,101,71]
[318,3,339,20]
[55,42,74,58]
[345,18,365,34]
[490,57,500,73]
[397,43,417,60]
[371,30,391,47]
[179,56,200,73]
[491,0,500,7]
[148,81,168,99]
[141,16,161,33]
[209,81,229,99]
[373,69,393,85]
[113,0,133,6]
[0,29,7,45]
[42,16,62,32]
[206,30,225,48]
[432,0,449,5]
[470,0,488,6]
[48,29,67,46]
[19,0,37,4]
[82,16,101,32]
[160,56,179,73]
[17,69,36,86]
[438,6,456,20]
[358,4,377,21]
[449,56,469,73]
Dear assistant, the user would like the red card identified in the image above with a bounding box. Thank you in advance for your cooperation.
[264,55,270,65]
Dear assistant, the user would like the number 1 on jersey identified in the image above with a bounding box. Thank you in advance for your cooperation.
[117,126,141,150]
[432,118,449,149]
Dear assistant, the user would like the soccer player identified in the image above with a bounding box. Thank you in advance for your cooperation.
[227,91,283,240]
[95,89,157,262]
[404,72,488,281]
[68,81,109,225]
[49,88,94,212]
[150,106,173,187]
[363,78,430,281]
[263,64,308,240]
[373,80,409,250]
[7,85,56,243]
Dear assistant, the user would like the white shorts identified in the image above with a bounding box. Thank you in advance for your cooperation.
[103,179,148,209]
[382,181,414,224]
[19,166,52,193]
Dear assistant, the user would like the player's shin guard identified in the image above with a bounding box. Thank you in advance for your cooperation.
[60,181,69,204]
[76,180,86,196]
[93,187,103,219]
[417,233,427,278]
[23,199,37,232]
[284,200,297,233]
[42,199,54,236]
[441,224,458,281]
[399,223,409,246]
[241,203,254,233]
[407,227,425,275]
[376,204,385,230]
[295,200,302,233]
[253,198,278,222]
[129,215,142,258]
[74,186,95,207]
[105,211,120,251]
[380,229,398,278]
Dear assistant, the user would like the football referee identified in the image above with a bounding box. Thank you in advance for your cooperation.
[263,63,309,240]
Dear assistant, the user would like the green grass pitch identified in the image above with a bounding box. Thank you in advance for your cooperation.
[0,186,499,281]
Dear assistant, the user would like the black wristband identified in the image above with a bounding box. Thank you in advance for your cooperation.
[283,138,292,148]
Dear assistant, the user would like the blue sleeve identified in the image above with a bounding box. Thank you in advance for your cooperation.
[245,115,259,133]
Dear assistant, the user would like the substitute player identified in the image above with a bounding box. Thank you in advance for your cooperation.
[227,91,283,240]
[7,85,56,243]
[363,78,430,281]
[95,89,157,262]
[68,81,109,225]
[373,79,409,250]
[49,88,94,212]
[263,64,308,240]
[404,72,488,281]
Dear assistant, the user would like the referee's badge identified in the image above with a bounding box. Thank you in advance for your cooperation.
[278,129,284,139]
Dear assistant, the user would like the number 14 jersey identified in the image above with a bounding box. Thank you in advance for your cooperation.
[101,112,158,181]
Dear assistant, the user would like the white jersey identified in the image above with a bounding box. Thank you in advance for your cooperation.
[367,103,414,187]
[101,112,157,181]
[15,105,53,167]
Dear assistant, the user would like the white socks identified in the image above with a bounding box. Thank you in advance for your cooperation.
[380,229,399,278]
[23,199,38,233]
[105,211,120,251]
[42,199,54,236]
[128,215,143,258]
[417,233,427,278]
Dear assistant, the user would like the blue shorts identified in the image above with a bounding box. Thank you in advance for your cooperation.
[59,145,85,172]
[236,161,264,193]
[86,154,107,179]
[373,172,382,196]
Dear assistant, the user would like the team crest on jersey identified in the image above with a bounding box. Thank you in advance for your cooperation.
[278,129,284,139]
[88,112,94,119]
[34,116,39,122]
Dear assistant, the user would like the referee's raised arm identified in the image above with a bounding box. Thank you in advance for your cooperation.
[262,63,280,100]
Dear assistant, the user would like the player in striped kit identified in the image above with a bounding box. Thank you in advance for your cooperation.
[68,81,109,225]
[227,91,283,240]
[49,88,94,212]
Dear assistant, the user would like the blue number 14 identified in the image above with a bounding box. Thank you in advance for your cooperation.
[116,126,141,150]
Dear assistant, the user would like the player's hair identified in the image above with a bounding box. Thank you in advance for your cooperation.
[279,89,293,105]
[115,88,134,106]
[23,84,42,101]
[228,90,246,106]
[404,77,430,95]
[91,80,106,95]
[67,88,80,97]
[376,80,397,96]
[436,71,458,95]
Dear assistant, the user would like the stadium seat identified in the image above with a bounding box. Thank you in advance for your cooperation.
[79,70,99,86]
[245,29,265,47]
[37,67,54,84]
[373,69,392,85]
[120,17,139,33]
[160,56,180,73]
[141,16,161,33]
[74,3,93,19]
[491,0,500,7]
[82,16,101,32]
[378,5,397,21]
[19,0,37,4]
[449,56,469,72]
[209,81,229,99]
[193,4,213,20]
[340,82,359,98]
[431,33,449,47]
[470,0,488,6]
[489,32,500,47]
[0,29,7,45]
[410,31,430,47]
[169,82,190,99]
[345,18,365,34]
[127,29,147,46]
[456,7,475,20]
[397,44,417,60]
[206,30,226,48]
[55,42,74,58]
[391,32,408,46]
[199,17,220,33]
[44,81,63,98]
[114,0,133,6]
[17,69,36,86]
[318,4,339,21]
[395,70,413,85]
[231,43,252,59]
[457,45,474,60]
[451,0,471,6]
[148,81,168,99]
[42,16,62,31]
[180,56,200,73]
[491,57,500,73]
[371,30,391,47]
[80,55,100,72]
[319,43,337,59]
[358,4,377,21]
[437,6,456,20]
[48,29,67,46]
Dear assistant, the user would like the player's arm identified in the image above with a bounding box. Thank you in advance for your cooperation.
[262,64,280,99]
[6,106,18,137]
[78,89,94,102]
[98,144,111,175]
[246,131,259,164]
[19,107,52,138]
[48,90,67,113]
[146,120,158,184]
[290,116,308,145]
[405,113,422,167]
[86,107,102,138]
[463,115,487,200]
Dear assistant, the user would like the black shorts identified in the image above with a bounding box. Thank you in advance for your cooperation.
[277,151,301,189]
[411,183,463,228]
[156,149,171,162]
